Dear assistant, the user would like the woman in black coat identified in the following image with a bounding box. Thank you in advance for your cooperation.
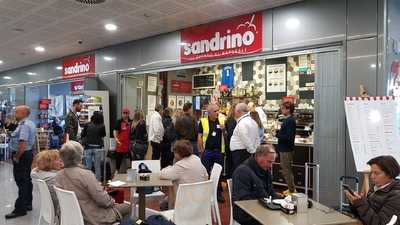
[130,110,148,161]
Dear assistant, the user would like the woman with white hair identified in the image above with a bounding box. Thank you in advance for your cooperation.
[55,141,131,225]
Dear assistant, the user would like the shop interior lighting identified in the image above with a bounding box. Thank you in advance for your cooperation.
[3,76,12,80]
[285,18,300,29]
[0,60,3,64]
[34,46,45,52]
[105,23,118,31]
[56,66,63,70]
[179,42,188,46]
[370,64,376,68]
[26,72,37,76]
[103,56,114,61]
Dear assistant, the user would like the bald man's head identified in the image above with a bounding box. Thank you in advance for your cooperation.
[15,105,31,121]
[235,103,249,119]
[207,104,219,121]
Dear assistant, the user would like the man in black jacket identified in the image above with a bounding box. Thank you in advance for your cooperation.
[232,144,280,225]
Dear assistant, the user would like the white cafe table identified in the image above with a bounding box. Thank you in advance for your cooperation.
[235,200,361,225]
[109,173,173,220]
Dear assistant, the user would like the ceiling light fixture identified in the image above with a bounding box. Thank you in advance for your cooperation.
[285,18,300,29]
[103,56,114,61]
[56,66,63,70]
[3,76,12,80]
[0,60,3,64]
[34,46,45,52]
[105,23,118,31]
[26,72,37,76]
[75,0,106,5]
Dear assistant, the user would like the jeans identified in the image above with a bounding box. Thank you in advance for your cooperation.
[279,151,296,192]
[202,150,224,195]
[84,148,104,181]
[12,151,33,213]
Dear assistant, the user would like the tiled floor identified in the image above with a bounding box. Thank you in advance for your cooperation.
[0,161,232,225]
[0,162,40,225]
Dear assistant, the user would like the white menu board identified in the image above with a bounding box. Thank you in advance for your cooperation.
[147,76,157,92]
[266,64,286,93]
[344,96,400,172]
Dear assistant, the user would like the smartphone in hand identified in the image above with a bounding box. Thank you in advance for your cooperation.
[343,184,355,195]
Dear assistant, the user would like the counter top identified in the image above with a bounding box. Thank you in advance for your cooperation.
[266,138,314,147]
[235,200,360,225]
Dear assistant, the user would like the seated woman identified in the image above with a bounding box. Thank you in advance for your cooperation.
[55,141,131,225]
[346,155,400,225]
[31,150,63,223]
[160,140,208,206]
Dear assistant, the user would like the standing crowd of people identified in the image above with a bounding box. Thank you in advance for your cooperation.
[6,100,399,225]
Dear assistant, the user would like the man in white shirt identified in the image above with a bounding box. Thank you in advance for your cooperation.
[230,103,260,172]
[148,104,164,160]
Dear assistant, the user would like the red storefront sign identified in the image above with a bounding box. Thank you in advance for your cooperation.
[171,80,192,93]
[181,12,263,63]
[62,54,95,79]
[70,80,85,92]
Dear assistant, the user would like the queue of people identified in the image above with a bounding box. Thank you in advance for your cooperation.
[4,103,400,225]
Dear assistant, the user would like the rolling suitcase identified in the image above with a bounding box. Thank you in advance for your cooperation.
[339,176,359,212]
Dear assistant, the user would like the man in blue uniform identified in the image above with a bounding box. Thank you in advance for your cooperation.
[5,105,37,219]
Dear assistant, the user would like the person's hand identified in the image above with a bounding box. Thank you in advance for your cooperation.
[115,139,121,145]
[219,124,225,130]
[275,192,285,198]
[363,166,371,174]
[345,190,362,204]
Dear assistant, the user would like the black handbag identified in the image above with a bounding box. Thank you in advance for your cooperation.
[130,141,148,160]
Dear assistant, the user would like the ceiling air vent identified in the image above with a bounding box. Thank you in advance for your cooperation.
[75,0,106,5]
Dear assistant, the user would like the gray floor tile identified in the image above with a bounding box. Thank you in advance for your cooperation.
[0,162,39,225]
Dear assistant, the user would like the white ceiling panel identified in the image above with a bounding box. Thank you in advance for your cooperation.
[0,0,302,73]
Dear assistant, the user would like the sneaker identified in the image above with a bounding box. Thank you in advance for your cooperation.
[5,211,27,219]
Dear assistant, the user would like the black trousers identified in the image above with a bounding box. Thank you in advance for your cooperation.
[115,152,130,172]
[12,151,33,213]
[231,149,251,173]
[151,141,162,160]
[160,142,173,169]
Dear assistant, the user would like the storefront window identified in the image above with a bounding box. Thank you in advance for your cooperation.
[386,0,400,96]
[25,85,48,126]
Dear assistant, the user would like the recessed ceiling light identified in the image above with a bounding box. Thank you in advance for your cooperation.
[3,76,12,80]
[103,56,114,61]
[285,18,300,29]
[34,46,45,52]
[26,72,37,76]
[0,60,3,64]
[105,23,117,31]
[56,66,63,70]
